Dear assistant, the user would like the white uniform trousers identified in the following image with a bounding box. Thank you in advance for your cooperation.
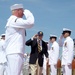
[0,63,7,75]
[62,65,72,75]
[50,65,57,75]
[6,54,23,75]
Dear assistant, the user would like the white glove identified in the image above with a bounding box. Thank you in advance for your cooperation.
[59,35,63,40]
[23,9,34,24]
[23,9,33,18]
[59,35,63,47]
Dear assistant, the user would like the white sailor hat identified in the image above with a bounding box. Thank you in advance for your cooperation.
[50,35,57,38]
[62,28,71,34]
[10,4,24,11]
[1,34,5,37]
[63,28,72,32]
[50,35,57,39]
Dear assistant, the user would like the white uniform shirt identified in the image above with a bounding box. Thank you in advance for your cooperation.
[49,41,59,65]
[62,36,74,65]
[5,10,34,55]
[0,39,7,63]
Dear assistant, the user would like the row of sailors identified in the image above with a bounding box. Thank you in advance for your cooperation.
[44,28,74,75]
[0,27,74,75]
[0,28,74,75]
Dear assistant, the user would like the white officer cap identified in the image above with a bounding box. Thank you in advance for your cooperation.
[10,4,24,11]
[50,35,57,40]
[50,35,57,38]
[63,28,72,32]
[62,28,72,35]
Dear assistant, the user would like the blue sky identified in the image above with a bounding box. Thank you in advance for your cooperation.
[0,0,75,53]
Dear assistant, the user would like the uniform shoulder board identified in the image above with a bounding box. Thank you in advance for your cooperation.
[15,18,18,22]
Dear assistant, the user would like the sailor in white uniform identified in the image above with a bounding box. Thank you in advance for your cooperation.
[49,35,59,75]
[5,4,34,75]
[59,28,74,75]
[0,34,7,75]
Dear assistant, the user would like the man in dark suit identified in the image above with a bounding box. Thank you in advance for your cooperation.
[26,31,49,75]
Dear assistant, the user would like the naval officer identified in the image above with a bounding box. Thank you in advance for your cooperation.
[59,28,74,75]
[48,35,59,75]
[5,4,34,75]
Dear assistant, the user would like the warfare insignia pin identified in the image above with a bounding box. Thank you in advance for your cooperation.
[64,42,67,47]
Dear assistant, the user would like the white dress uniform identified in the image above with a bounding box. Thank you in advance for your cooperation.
[49,41,59,75]
[5,4,34,75]
[59,28,74,75]
[0,39,7,75]
[62,36,74,75]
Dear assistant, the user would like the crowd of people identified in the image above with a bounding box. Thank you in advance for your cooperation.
[0,3,74,75]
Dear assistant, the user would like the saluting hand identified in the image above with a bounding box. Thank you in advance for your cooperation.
[31,34,38,40]
[59,34,63,39]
